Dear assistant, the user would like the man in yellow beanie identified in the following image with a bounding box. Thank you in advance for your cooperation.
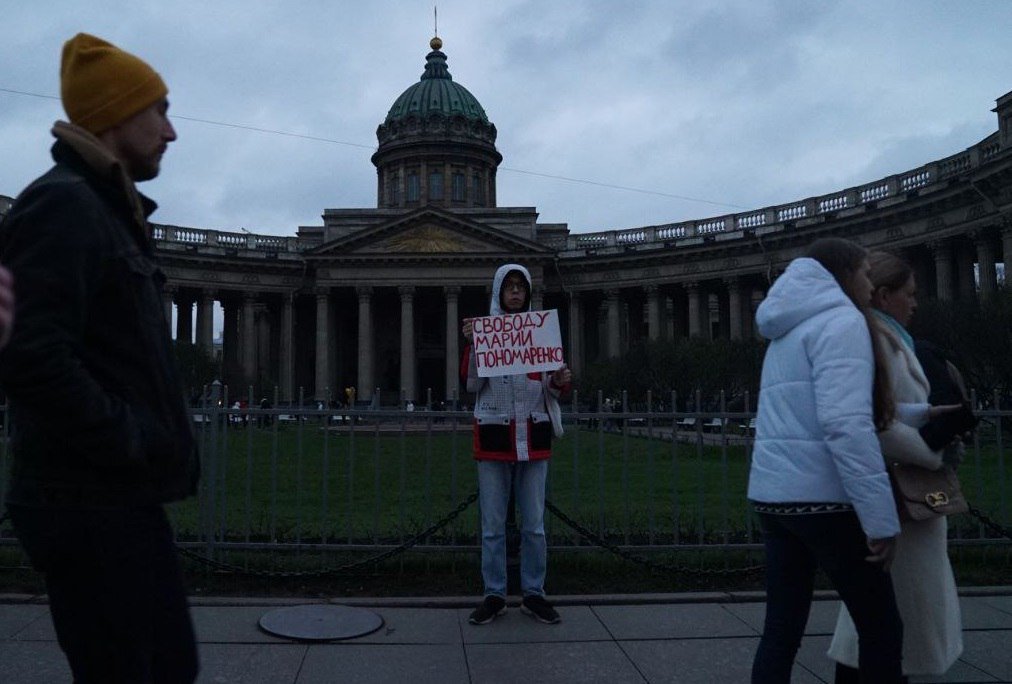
[0,33,199,683]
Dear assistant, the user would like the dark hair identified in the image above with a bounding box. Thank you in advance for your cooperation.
[867,250,914,294]
[805,237,868,307]
[805,237,895,430]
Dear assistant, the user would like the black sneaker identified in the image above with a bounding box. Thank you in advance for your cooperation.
[521,594,560,624]
[468,595,507,625]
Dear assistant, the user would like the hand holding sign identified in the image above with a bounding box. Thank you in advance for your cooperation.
[472,309,564,378]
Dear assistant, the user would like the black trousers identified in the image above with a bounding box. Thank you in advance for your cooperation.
[8,503,198,684]
[751,511,904,684]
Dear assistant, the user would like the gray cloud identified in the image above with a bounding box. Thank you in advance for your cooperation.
[1,0,1009,236]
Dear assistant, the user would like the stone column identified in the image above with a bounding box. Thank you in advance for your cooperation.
[1002,223,1012,284]
[242,293,257,389]
[314,289,330,400]
[196,289,215,352]
[568,292,583,377]
[686,283,702,338]
[605,289,621,358]
[255,304,270,388]
[974,231,998,298]
[356,287,373,402]
[399,286,416,403]
[645,285,662,342]
[444,286,460,402]
[955,242,976,300]
[752,289,767,340]
[162,285,176,332]
[279,293,294,403]
[726,278,743,340]
[176,295,193,345]
[931,241,954,301]
[222,298,238,387]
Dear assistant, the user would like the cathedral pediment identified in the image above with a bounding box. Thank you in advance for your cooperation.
[361,223,493,253]
[306,207,552,259]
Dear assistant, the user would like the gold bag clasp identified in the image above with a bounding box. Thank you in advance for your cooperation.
[925,491,950,507]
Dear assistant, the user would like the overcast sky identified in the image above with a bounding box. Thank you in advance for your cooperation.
[1,0,1010,237]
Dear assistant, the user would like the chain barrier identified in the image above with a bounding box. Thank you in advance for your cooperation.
[2,498,1009,584]
[176,491,479,579]
[966,505,1012,542]
[544,499,766,577]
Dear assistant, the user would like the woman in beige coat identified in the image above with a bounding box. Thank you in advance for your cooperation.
[827,252,963,681]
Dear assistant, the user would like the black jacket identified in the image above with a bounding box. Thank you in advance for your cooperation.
[0,131,198,507]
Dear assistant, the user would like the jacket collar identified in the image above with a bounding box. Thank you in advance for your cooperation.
[50,121,157,244]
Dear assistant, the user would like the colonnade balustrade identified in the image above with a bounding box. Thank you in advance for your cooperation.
[159,224,1009,405]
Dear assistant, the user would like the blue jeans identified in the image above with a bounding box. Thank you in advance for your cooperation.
[8,504,198,684]
[476,459,548,598]
[752,512,903,684]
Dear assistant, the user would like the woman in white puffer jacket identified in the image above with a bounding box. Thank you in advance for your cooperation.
[748,237,904,684]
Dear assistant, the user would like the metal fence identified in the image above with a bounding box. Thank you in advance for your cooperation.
[1,395,1009,571]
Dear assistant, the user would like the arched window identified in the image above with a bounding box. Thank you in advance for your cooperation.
[451,172,466,202]
[472,172,485,204]
[429,170,444,200]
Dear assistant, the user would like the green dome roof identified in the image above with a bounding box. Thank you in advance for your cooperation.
[384,41,489,124]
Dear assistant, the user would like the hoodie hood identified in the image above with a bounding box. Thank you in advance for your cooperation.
[489,263,532,316]
[756,257,858,340]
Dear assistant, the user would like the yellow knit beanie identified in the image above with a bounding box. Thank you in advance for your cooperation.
[60,33,168,134]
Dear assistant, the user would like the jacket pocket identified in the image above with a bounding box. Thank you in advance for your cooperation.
[530,412,552,451]
[121,252,168,330]
[477,414,512,453]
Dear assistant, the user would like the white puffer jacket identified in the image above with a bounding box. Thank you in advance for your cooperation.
[747,258,900,540]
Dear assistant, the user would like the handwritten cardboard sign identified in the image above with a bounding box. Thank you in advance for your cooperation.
[473,309,564,377]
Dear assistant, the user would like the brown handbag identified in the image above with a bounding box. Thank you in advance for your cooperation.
[889,462,968,521]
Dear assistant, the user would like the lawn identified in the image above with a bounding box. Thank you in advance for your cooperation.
[167,415,1009,549]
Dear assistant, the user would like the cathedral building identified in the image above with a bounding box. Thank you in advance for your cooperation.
[4,39,1012,405]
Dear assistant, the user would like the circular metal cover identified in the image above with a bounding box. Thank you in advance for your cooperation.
[258,604,384,642]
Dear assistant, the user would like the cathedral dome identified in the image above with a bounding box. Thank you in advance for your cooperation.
[382,37,490,124]
[372,37,501,210]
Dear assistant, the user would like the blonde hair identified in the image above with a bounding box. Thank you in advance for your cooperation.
[867,251,914,294]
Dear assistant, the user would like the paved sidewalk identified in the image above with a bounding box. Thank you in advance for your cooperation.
[1,589,1010,683]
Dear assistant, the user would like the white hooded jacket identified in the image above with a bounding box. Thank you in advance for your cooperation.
[747,258,900,540]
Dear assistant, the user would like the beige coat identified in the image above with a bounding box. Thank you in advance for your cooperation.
[827,319,963,675]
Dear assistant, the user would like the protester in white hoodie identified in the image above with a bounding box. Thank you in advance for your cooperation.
[748,237,904,684]
[460,264,572,626]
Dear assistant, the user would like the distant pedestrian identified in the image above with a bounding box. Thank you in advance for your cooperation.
[0,33,199,682]
[461,264,571,625]
[258,396,271,427]
[747,238,903,683]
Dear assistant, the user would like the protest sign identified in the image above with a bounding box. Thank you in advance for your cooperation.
[473,309,564,378]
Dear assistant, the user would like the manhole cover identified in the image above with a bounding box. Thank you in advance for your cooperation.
[258,604,384,641]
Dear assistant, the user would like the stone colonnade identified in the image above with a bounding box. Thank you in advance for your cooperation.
[162,226,1011,404]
